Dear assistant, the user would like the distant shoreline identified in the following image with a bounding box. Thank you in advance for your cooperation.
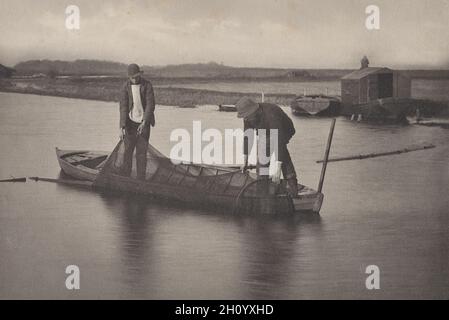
[0,78,297,106]
[1,77,448,117]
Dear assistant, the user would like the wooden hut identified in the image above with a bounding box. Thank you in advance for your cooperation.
[0,64,15,78]
[341,67,411,108]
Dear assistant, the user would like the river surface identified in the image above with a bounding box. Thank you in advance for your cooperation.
[157,79,449,101]
[158,80,341,96]
[0,92,448,299]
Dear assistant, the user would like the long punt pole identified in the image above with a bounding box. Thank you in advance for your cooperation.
[318,118,336,193]
[315,144,435,163]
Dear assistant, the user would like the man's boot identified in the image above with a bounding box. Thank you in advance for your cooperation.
[287,177,299,198]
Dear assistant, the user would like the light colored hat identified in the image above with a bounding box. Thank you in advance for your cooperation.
[235,97,259,119]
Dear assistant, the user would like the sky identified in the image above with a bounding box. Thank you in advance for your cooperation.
[0,0,448,69]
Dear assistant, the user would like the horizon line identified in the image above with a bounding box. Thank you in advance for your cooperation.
[4,58,449,71]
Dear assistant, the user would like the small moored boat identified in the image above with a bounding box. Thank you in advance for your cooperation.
[290,95,341,117]
[218,104,237,112]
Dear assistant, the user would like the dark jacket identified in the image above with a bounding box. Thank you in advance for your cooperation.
[119,78,155,128]
[243,103,295,162]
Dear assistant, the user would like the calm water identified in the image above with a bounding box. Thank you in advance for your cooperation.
[0,92,448,299]
[158,79,449,101]
[158,80,341,96]
[412,79,449,101]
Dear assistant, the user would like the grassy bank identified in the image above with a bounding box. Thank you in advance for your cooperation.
[0,77,296,106]
[1,77,448,118]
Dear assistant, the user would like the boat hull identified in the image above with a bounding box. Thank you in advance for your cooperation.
[218,104,237,112]
[290,95,341,117]
[56,148,104,181]
[56,148,323,214]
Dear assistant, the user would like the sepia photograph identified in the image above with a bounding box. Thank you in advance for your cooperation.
[0,0,448,305]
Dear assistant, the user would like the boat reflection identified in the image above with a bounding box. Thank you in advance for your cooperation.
[97,188,322,298]
[234,214,322,298]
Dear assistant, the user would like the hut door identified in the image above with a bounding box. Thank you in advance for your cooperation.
[378,74,393,98]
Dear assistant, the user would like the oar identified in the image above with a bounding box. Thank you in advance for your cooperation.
[28,176,93,187]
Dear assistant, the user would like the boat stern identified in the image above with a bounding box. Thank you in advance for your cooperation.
[291,187,324,214]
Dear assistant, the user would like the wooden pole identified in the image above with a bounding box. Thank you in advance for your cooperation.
[0,177,26,182]
[317,118,336,193]
[316,144,435,163]
[225,165,257,170]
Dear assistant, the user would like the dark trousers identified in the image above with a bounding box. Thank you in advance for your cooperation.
[122,120,150,180]
[280,146,297,180]
[256,145,297,195]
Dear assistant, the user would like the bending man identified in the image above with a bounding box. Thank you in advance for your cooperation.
[236,97,299,197]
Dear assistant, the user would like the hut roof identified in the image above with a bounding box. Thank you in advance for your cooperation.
[342,67,392,80]
[0,64,10,72]
[0,64,15,77]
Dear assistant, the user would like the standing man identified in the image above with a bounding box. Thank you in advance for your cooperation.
[236,97,299,197]
[119,63,156,180]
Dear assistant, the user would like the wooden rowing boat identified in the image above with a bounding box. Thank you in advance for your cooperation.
[55,143,324,215]
[290,95,341,117]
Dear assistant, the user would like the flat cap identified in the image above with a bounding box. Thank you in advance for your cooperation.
[127,63,143,77]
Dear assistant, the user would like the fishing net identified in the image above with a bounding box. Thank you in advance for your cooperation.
[93,140,285,200]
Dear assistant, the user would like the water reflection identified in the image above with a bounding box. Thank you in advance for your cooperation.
[98,191,155,296]
[235,214,322,298]
[2,92,447,298]
[96,187,322,299]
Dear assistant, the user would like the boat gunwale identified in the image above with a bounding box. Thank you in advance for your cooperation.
[56,147,322,213]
